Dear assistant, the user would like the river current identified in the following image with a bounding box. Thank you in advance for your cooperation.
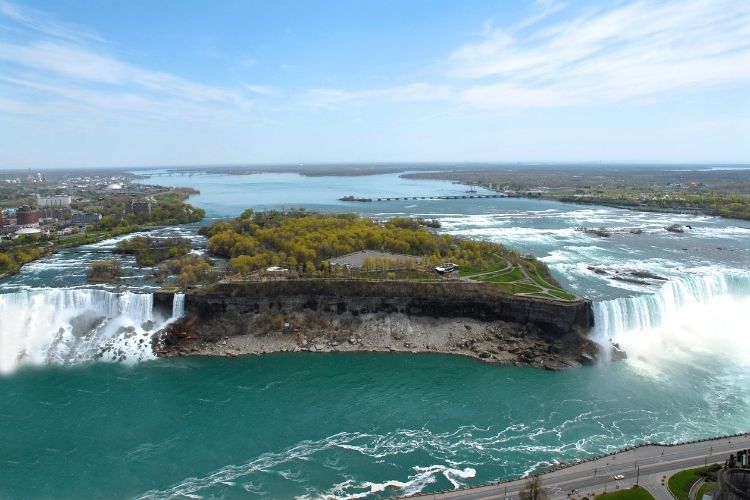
[1,169,749,498]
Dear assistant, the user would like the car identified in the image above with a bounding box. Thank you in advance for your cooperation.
[435,262,459,274]
[614,474,625,480]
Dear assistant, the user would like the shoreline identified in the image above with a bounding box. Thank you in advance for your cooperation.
[153,280,597,370]
[419,431,750,499]
[156,312,601,371]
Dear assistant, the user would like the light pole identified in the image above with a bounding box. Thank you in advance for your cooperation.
[636,465,640,487]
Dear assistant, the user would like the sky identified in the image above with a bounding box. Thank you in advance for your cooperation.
[1,0,749,169]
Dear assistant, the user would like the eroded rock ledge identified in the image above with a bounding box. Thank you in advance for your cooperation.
[153,281,599,370]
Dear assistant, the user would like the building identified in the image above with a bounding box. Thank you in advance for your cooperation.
[14,227,42,237]
[128,199,152,217]
[16,206,40,226]
[714,450,750,500]
[716,468,750,500]
[36,194,72,208]
[39,207,69,221]
[72,212,102,226]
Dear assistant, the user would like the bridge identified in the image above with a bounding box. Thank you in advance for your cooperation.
[371,194,507,202]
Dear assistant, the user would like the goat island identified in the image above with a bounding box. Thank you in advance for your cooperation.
[152,210,598,370]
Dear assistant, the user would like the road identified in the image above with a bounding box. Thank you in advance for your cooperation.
[418,434,750,500]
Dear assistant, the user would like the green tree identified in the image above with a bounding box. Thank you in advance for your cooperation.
[519,475,548,500]
[87,259,122,283]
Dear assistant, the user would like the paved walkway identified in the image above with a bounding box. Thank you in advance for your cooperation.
[417,434,750,500]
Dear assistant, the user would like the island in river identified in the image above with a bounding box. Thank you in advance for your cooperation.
[152,209,601,370]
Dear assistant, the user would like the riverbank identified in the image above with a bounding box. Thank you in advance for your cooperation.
[158,313,599,370]
[400,167,750,222]
[0,224,180,278]
[429,432,750,499]
[153,281,599,370]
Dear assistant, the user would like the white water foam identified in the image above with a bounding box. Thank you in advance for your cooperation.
[328,465,476,499]
[172,293,185,320]
[137,429,483,500]
[591,272,750,369]
[0,288,177,374]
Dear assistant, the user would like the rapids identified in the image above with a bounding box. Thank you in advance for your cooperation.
[2,170,749,498]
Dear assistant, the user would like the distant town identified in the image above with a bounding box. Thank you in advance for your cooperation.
[1,170,151,238]
[0,169,204,276]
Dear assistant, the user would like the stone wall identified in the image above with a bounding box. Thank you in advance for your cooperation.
[716,468,750,500]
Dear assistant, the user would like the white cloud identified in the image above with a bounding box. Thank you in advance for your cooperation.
[0,0,103,42]
[301,1,750,113]
[0,0,252,124]
[243,84,278,96]
[516,0,567,30]
[451,0,750,110]
[305,83,453,108]
[0,40,247,104]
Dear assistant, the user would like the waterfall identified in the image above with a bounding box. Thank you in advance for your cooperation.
[0,288,175,374]
[591,272,750,367]
[172,293,185,320]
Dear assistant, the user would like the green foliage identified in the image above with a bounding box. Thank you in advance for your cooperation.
[0,246,45,275]
[87,259,122,283]
[91,188,204,229]
[697,464,721,482]
[668,467,713,500]
[206,210,516,275]
[519,474,548,500]
[157,254,216,288]
[0,253,19,274]
[595,486,655,500]
[405,169,750,221]
[696,480,717,500]
[200,210,576,299]
[0,186,205,275]
[115,236,191,266]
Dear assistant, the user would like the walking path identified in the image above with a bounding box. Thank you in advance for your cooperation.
[688,478,705,500]
[414,434,750,499]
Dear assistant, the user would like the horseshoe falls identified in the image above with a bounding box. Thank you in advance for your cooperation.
[591,273,750,369]
[2,172,750,499]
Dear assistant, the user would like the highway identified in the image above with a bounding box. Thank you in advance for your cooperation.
[418,434,750,500]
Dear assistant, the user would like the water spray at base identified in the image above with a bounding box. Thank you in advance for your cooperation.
[0,289,181,374]
[590,272,750,369]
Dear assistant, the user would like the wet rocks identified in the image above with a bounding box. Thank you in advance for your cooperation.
[155,300,601,372]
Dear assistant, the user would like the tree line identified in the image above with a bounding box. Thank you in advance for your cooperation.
[201,210,522,275]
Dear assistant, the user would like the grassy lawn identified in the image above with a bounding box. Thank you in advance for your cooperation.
[474,267,525,283]
[668,467,711,500]
[459,252,577,300]
[695,481,716,500]
[593,485,655,500]
[548,288,578,300]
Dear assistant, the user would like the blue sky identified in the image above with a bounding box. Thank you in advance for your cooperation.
[1,0,749,169]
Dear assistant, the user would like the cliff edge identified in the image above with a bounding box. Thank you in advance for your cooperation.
[154,280,598,370]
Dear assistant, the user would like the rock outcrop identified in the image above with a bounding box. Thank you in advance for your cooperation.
[153,280,598,370]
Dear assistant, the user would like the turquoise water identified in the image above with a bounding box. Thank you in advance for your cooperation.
[137,169,750,300]
[3,355,749,499]
[2,169,750,498]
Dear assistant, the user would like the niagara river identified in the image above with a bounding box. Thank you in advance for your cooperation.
[1,170,749,499]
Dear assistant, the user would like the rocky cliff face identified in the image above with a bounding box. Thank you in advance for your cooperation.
[174,280,593,336]
[153,281,598,370]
